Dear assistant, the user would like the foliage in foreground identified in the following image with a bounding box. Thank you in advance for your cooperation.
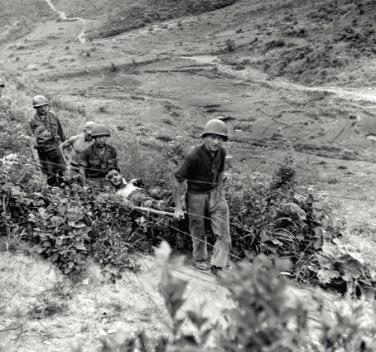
[91,242,376,352]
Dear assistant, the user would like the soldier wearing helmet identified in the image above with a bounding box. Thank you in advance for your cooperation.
[59,121,95,178]
[172,118,231,278]
[79,124,119,189]
[27,95,66,186]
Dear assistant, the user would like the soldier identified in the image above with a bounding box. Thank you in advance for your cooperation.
[173,119,231,277]
[59,121,95,178]
[79,124,119,189]
[28,95,66,186]
[106,169,163,208]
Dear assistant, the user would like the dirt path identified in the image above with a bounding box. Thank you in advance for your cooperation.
[43,0,87,43]
[0,250,343,352]
[180,54,376,107]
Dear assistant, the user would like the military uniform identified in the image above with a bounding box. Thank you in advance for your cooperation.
[28,111,66,186]
[80,143,119,190]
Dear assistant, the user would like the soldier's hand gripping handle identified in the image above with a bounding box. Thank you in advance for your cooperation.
[174,207,185,220]
[28,138,39,163]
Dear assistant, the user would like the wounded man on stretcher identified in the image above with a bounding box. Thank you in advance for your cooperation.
[105,169,166,209]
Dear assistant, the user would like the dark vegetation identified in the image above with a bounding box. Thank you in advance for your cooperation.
[92,0,238,38]
[221,0,376,85]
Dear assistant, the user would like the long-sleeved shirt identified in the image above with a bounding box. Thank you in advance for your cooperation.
[80,143,119,178]
[28,111,65,145]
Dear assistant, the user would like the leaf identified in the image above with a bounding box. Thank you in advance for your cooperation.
[28,213,37,222]
[38,207,47,218]
[74,242,87,251]
[317,268,340,284]
[313,238,322,250]
[42,240,52,248]
[63,266,72,274]
[31,244,44,254]
[282,202,307,220]
[200,327,213,345]
[50,253,59,262]
[32,192,45,199]
[313,226,324,238]
[187,310,208,330]
[172,317,186,337]
[159,273,187,319]
[10,185,26,197]
[50,215,64,227]
[335,254,364,280]
[68,221,87,228]
[175,334,198,347]
[155,240,172,266]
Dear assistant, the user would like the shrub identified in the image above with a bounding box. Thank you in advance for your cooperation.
[221,255,308,352]
[0,151,372,294]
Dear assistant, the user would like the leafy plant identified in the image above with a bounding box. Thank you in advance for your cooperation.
[95,241,213,352]
[315,297,376,352]
[221,255,309,352]
[156,241,213,350]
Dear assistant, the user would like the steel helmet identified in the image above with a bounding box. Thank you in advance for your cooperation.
[202,118,228,141]
[91,124,111,138]
[32,95,49,108]
[84,120,95,131]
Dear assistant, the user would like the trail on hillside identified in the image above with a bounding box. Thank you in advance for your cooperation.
[179,55,376,106]
[43,0,87,43]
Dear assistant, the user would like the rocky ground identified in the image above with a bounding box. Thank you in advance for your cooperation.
[1,0,376,351]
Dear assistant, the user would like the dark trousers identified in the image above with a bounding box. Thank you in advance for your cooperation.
[37,147,65,186]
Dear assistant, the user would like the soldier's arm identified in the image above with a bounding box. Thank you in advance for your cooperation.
[79,165,86,185]
[28,138,39,162]
[79,150,88,185]
[172,175,186,220]
[217,172,225,197]
[27,120,34,138]
[112,148,120,172]
[56,117,66,142]
[217,150,226,197]
[27,120,38,162]
[59,136,77,164]
[172,154,195,219]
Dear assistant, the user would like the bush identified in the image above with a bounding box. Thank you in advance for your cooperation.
[0,152,184,280]
[221,255,308,352]
[0,150,373,294]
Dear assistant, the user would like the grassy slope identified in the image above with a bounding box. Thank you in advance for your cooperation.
[2,0,376,85]
[213,0,376,86]
[2,0,376,350]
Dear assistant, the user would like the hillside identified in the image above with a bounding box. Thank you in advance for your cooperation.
[1,0,376,351]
